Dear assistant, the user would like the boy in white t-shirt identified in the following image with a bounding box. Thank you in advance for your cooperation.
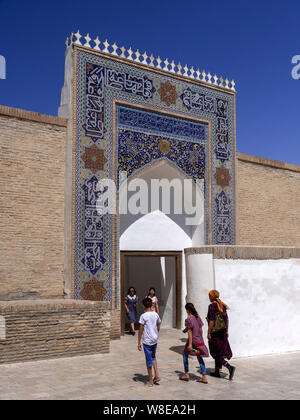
[138,297,161,387]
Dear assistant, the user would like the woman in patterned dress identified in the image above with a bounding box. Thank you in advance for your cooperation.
[125,287,138,335]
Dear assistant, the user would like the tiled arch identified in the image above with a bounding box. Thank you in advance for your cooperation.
[72,46,236,315]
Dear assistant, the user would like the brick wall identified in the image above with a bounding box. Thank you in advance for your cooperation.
[0,106,67,299]
[237,153,300,246]
[0,299,110,364]
[110,309,121,339]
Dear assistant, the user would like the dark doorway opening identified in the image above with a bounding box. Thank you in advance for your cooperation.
[120,251,182,335]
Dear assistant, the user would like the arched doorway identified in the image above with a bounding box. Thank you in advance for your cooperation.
[119,159,205,333]
[71,48,236,340]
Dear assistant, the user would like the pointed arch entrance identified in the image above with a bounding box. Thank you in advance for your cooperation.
[119,157,205,333]
[71,48,236,338]
[119,158,205,249]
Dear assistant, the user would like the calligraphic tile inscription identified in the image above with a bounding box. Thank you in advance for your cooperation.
[74,48,236,307]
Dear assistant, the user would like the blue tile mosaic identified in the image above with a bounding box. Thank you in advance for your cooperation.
[74,50,236,307]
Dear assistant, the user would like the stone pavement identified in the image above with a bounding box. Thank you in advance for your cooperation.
[0,328,299,400]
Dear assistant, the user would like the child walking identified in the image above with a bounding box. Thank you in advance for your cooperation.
[146,287,159,314]
[138,297,161,387]
[180,303,209,384]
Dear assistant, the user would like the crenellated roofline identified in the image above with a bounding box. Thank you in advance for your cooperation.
[66,30,236,92]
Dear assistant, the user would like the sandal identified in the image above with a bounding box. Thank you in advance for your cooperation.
[197,378,208,384]
[154,377,161,384]
[179,375,189,382]
[145,381,154,387]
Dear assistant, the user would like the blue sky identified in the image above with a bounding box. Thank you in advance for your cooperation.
[0,0,299,164]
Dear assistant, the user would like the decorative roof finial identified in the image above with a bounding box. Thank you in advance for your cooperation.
[67,30,236,91]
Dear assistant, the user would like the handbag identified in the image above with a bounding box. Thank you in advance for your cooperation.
[191,342,206,356]
[211,311,226,333]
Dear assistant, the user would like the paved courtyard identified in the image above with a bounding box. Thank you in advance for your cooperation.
[0,328,299,400]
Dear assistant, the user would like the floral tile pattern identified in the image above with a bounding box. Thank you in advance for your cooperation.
[74,49,236,307]
[81,145,108,173]
[158,81,178,106]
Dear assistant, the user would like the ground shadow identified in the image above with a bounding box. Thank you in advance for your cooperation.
[175,367,227,380]
[174,370,199,381]
[203,367,228,378]
[125,331,137,336]
[132,373,161,385]
[175,339,228,379]
[132,373,149,384]
[169,345,185,355]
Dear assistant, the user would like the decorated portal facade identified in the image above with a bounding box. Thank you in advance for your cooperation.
[60,32,237,334]
[1,33,300,362]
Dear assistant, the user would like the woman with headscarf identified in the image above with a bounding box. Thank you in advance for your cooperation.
[207,290,236,380]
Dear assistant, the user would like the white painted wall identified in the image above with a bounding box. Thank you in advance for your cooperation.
[119,160,205,248]
[185,254,300,357]
[185,253,215,328]
[214,258,300,357]
[160,257,176,327]
[120,210,192,251]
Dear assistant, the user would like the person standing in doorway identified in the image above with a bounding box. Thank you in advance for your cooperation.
[207,290,236,380]
[180,303,209,384]
[147,287,159,315]
[138,297,161,387]
[125,287,138,335]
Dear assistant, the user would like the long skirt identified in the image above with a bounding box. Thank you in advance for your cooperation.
[208,330,232,368]
[127,308,137,323]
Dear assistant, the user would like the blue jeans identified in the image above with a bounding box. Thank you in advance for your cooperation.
[183,353,206,375]
[143,344,157,367]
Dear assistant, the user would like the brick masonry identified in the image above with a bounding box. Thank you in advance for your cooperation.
[0,104,300,349]
[236,153,300,246]
[0,108,67,300]
[110,309,121,339]
[0,299,110,364]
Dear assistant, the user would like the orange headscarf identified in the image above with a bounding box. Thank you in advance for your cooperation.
[209,290,229,313]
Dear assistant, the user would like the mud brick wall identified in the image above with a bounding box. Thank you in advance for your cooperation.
[0,299,110,364]
[0,106,67,300]
[237,153,300,246]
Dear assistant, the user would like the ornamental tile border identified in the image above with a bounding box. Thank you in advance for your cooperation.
[73,43,236,309]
